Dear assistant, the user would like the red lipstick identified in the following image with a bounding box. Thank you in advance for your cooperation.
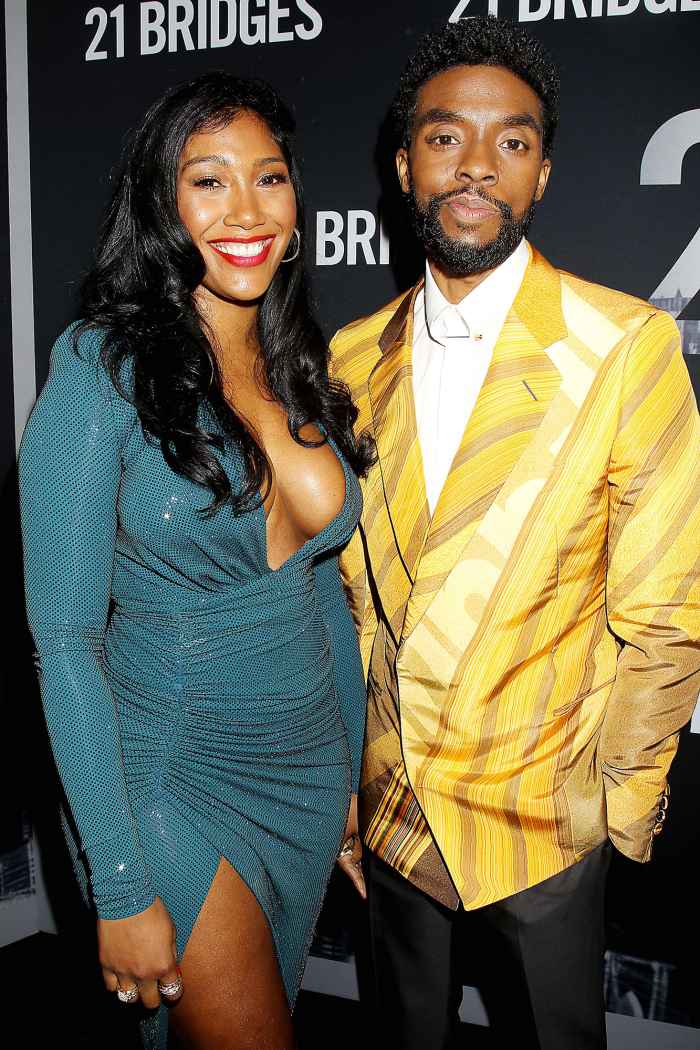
[209,236,275,268]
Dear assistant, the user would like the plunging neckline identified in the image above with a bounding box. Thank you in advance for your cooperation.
[255,428,350,575]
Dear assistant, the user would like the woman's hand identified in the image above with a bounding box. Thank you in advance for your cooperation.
[98,896,183,1008]
[336,793,366,899]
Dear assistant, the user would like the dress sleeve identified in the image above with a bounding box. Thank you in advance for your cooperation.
[19,325,156,920]
[314,551,367,793]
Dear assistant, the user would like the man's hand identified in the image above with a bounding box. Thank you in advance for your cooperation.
[336,793,366,899]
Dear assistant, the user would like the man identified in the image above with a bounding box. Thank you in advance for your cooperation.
[331,16,700,1050]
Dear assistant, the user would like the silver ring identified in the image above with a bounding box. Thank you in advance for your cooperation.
[117,985,139,1004]
[158,977,183,999]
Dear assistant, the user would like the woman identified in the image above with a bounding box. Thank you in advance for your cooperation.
[19,73,371,1049]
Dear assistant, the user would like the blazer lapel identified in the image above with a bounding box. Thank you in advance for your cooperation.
[366,283,431,639]
[402,248,566,639]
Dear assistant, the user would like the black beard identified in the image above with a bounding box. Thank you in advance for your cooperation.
[406,183,537,278]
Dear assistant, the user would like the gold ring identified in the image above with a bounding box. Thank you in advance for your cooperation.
[338,834,355,858]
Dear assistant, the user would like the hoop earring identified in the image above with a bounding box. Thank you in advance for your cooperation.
[281,227,301,263]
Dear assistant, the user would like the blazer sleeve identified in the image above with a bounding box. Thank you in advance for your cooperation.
[19,325,156,919]
[600,310,700,862]
[338,525,368,630]
[328,331,376,671]
[313,551,367,793]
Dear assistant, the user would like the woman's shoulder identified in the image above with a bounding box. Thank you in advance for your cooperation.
[50,322,133,393]
[20,323,130,463]
[42,322,138,433]
[46,321,109,378]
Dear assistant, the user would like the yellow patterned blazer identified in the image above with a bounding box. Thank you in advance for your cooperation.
[331,244,700,911]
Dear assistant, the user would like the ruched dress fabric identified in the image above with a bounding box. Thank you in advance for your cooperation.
[19,325,366,1049]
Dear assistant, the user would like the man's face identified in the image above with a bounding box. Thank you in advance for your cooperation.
[397,64,551,278]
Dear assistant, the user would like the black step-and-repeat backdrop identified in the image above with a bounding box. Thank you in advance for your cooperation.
[3,0,700,1041]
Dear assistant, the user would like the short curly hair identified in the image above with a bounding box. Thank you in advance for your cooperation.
[391,16,560,158]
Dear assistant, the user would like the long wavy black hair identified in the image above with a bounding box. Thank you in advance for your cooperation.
[78,72,373,514]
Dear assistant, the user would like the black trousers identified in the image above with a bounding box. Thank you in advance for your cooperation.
[364,842,611,1050]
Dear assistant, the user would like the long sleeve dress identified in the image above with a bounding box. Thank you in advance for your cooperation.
[18,324,367,1048]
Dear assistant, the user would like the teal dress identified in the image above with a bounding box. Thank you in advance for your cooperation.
[19,325,366,1047]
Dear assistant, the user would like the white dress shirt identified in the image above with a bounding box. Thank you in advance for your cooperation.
[412,239,530,515]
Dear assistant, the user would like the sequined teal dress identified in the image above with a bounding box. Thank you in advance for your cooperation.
[19,325,366,1047]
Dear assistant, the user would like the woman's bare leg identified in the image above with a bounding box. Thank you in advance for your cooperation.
[168,856,295,1050]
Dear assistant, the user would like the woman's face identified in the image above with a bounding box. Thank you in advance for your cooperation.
[177,111,297,307]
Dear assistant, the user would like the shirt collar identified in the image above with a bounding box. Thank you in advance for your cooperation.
[424,238,530,345]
